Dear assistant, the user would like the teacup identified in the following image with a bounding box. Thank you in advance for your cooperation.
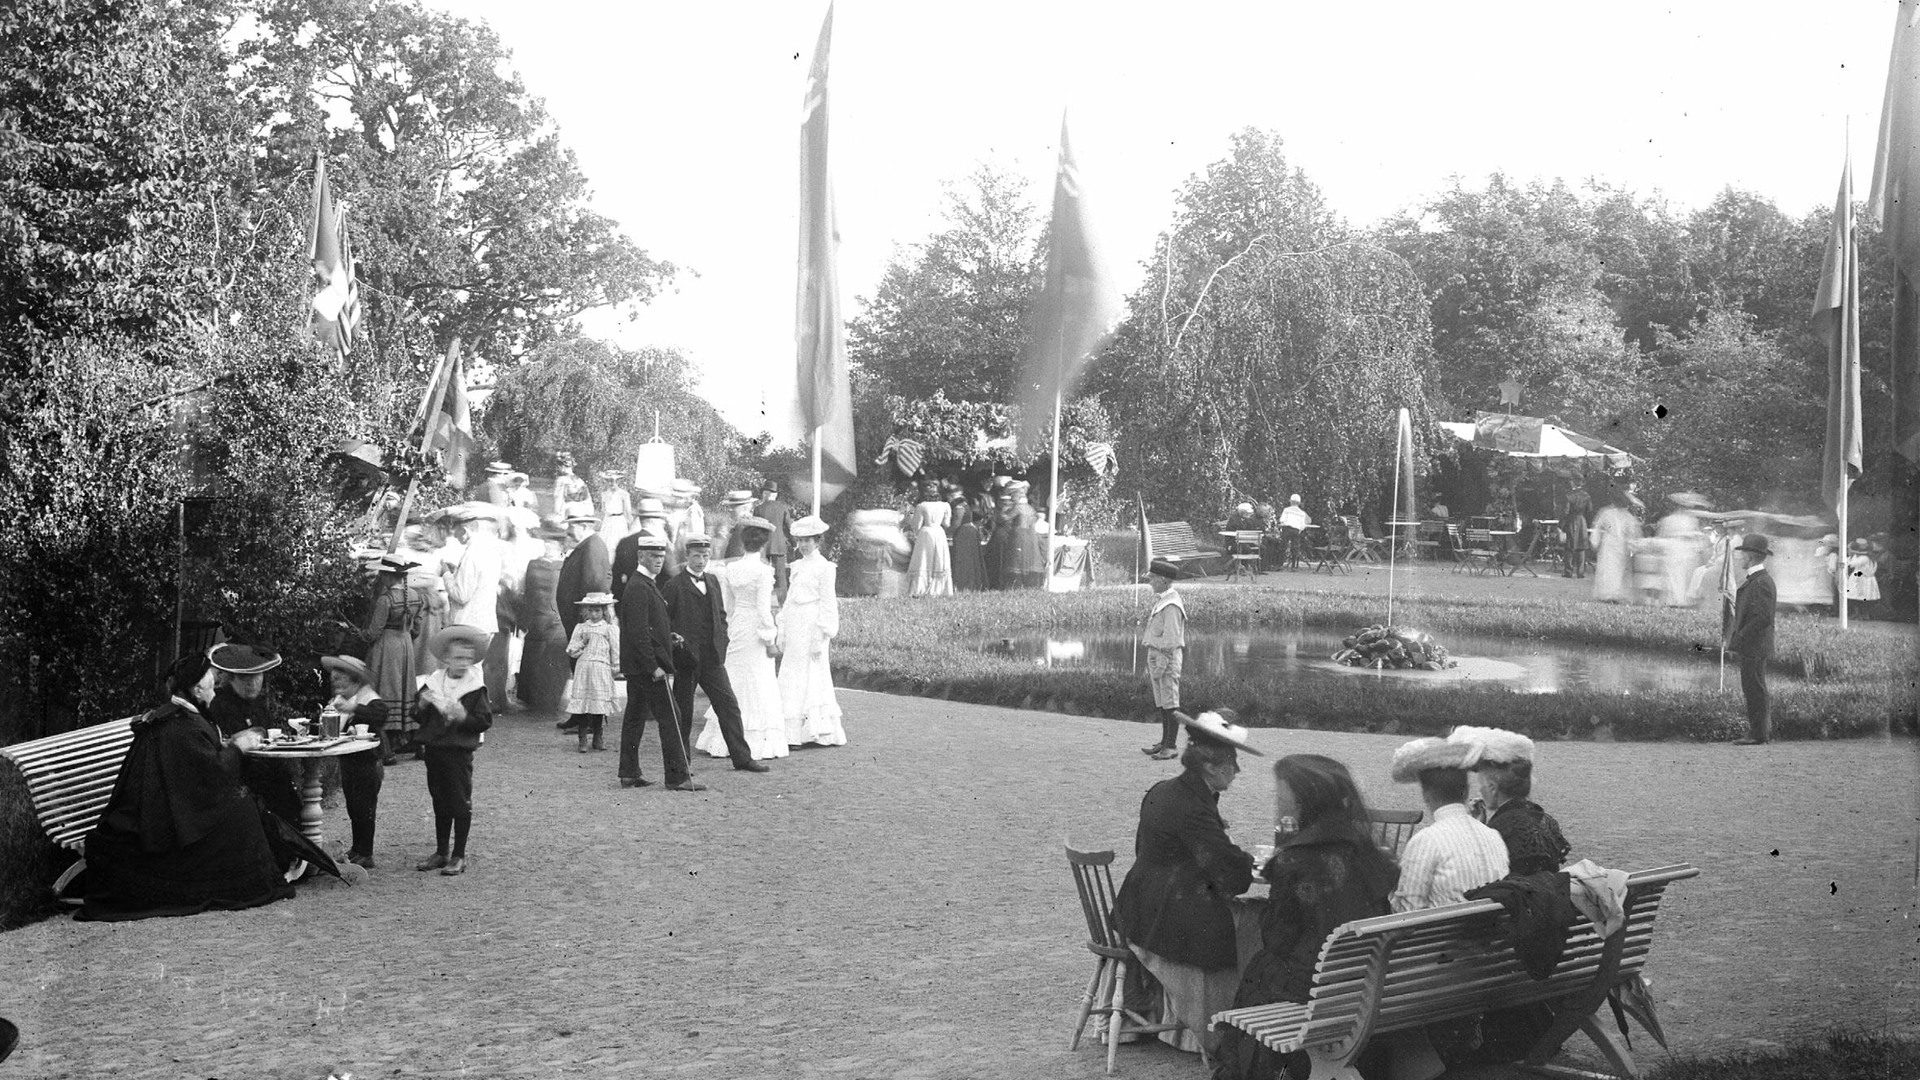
[350,723,371,738]
[288,719,310,737]
[264,729,281,744]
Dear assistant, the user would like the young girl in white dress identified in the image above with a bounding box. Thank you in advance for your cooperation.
[777,515,847,747]
[694,519,789,760]
[564,593,619,753]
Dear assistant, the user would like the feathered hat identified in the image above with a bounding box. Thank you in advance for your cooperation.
[1390,736,1473,782]
[1445,725,1535,768]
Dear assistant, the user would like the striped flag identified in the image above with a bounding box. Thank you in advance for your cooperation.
[1083,441,1117,476]
[795,4,856,506]
[307,152,361,360]
[874,434,925,478]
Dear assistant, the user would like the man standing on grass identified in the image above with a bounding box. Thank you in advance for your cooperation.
[1138,559,1188,760]
[1724,533,1777,745]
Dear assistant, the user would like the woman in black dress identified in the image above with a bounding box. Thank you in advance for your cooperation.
[947,501,987,592]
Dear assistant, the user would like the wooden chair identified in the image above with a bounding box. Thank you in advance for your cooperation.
[1309,523,1352,575]
[1223,530,1263,582]
[1415,521,1446,561]
[1066,846,1181,1072]
[1365,808,1424,858]
[0,716,139,902]
[1337,516,1383,563]
[1457,527,1501,575]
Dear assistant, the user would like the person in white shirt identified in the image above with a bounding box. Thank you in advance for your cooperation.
[1276,494,1312,569]
[1388,737,1510,913]
[442,506,507,709]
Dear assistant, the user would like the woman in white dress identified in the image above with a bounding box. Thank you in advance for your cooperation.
[777,514,847,747]
[1589,499,1643,604]
[906,480,953,597]
[695,518,789,760]
[597,471,633,539]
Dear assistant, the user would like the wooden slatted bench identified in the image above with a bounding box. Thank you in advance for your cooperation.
[1146,520,1223,577]
[1213,864,1698,1080]
[0,716,139,900]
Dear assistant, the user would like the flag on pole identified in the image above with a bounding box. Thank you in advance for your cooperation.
[307,152,361,360]
[1017,112,1122,448]
[1872,1,1920,463]
[1816,155,1864,518]
[420,346,475,489]
[795,4,856,504]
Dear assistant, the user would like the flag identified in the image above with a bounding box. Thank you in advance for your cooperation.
[1873,2,1920,463]
[1083,441,1117,476]
[307,152,361,360]
[1716,534,1739,639]
[419,342,475,489]
[1018,112,1122,448]
[874,434,925,478]
[1816,155,1864,519]
[795,4,856,505]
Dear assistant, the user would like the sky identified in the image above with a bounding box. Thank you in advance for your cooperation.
[437,0,1893,443]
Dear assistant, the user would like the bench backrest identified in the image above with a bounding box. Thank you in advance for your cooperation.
[1462,528,1496,550]
[1296,864,1697,1048]
[1147,521,1206,557]
[0,716,139,852]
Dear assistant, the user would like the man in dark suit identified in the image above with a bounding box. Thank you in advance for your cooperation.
[1724,533,1777,744]
[612,497,677,602]
[554,513,611,734]
[660,535,769,773]
[753,481,794,596]
[618,534,703,791]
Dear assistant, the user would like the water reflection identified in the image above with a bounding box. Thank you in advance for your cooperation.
[984,627,1720,695]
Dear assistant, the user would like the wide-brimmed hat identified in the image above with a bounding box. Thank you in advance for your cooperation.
[1668,491,1712,510]
[1735,533,1772,557]
[208,643,282,675]
[1446,725,1534,767]
[682,532,712,548]
[672,479,702,496]
[1391,737,1473,782]
[320,655,373,685]
[632,532,669,551]
[428,625,491,662]
[1148,559,1184,581]
[635,497,668,519]
[790,514,829,538]
[377,552,420,574]
[433,501,502,524]
[1849,537,1877,553]
[1178,710,1264,756]
[735,515,773,532]
[596,470,626,481]
[564,512,599,527]
[484,461,514,475]
[576,591,617,607]
[721,489,755,506]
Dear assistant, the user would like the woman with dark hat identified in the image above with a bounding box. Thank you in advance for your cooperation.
[1215,753,1398,1080]
[1112,710,1260,1063]
[204,642,302,827]
[322,655,390,869]
[414,625,493,875]
[75,651,294,920]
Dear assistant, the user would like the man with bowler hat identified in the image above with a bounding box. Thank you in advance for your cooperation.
[1138,559,1189,760]
[1724,533,1777,744]
[618,533,704,790]
[661,534,769,773]
[754,480,795,597]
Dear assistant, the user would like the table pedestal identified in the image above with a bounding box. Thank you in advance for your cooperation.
[296,759,326,847]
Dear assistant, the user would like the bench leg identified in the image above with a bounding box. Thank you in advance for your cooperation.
[52,856,86,904]
[1304,1046,1366,1080]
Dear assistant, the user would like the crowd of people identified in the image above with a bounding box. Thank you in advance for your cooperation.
[1113,713,1593,1079]
[841,475,1054,597]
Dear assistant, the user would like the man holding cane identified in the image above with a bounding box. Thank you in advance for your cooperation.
[617,533,705,791]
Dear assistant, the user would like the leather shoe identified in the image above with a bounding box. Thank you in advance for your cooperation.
[665,780,708,792]
[1149,747,1179,761]
[440,856,467,875]
[1732,738,1769,746]
[619,777,653,788]
[346,852,376,870]
[733,761,771,773]
[415,852,448,871]
[555,718,582,731]
[1140,743,1170,756]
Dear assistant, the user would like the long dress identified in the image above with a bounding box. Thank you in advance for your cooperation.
[696,556,789,760]
[777,551,847,747]
[362,577,422,742]
[517,555,569,711]
[600,487,634,539]
[906,500,954,597]
[1590,506,1642,603]
[407,562,449,677]
[949,520,986,592]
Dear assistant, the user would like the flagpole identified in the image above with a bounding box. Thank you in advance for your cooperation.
[811,426,823,517]
[389,337,461,552]
[1838,482,1850,629]
[1048,388,1063,565]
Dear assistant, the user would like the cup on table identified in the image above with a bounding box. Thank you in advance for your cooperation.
[264,729,281,744]
[350,723,371,738]
[288,719,310,737]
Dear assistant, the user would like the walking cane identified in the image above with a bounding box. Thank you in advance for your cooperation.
[653,629,697,781]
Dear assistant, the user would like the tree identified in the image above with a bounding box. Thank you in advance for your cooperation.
[1093,129,1437,523]
[846,161,1043,403]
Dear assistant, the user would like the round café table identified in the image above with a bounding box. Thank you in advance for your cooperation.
[243,735,380,847]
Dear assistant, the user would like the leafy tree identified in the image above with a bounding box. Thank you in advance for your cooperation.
[1094,129,1436,523]
[846,161,1043,403]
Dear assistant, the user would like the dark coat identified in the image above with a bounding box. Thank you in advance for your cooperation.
[618,570,675,680]
[204,685,289,739]
[555,532,611,637]
[414,685,492,752]
[612,529,680,601]
[661,568,728,668]
[1112,768,1255,971]
[1234,821,1399,1006]
[755,497,793,557]
[1487,798,1573,878]
[1726,566,1777,659]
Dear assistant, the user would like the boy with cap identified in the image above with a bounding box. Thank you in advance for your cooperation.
[1139,560,1188,760]
[1724,533,1777,744]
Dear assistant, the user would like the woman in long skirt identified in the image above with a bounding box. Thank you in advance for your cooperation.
[1589,500,1642,603]
[777,515,847,748]
[598,471,633,539]
[906,481,953,597]
[1561,489,1592,579]
[696,520,789,760]
[516,530,570,711]
[361,553,425,762]
[949,501,987,592]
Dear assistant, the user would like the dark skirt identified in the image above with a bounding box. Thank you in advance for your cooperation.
[518,617,570,711]
[950,524,987,592]
[77,798,292,922]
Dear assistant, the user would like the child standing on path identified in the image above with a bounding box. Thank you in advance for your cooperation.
[565,592,619,753]
[414,626,493,876]
[1139,559,1188,760]
[321,655,388,870]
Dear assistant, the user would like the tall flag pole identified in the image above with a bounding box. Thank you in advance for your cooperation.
[307,151,361,361]
[796,4,855,515]
[1869,2,1920,559]
[1019,111,1121,547]
[1816,147,1863,629]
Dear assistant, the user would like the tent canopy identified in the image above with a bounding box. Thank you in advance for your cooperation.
[1438,413,1639,466]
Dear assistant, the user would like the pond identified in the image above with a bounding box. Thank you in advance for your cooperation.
[981,626,1728,695]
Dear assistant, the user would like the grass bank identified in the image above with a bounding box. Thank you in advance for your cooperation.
[1647,1030,1919,1080]
[833,584,1917,741]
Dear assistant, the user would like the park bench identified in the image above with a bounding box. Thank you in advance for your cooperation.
[1213,863,1698,1080]
[0,716,139,901]
[1145,520,1222,577]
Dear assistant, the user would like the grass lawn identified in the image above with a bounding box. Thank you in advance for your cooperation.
[834,566,1917,742]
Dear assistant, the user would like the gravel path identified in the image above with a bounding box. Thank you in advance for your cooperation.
[0,689,1913,1079]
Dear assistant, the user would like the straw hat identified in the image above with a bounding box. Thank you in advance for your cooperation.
[433,501,503,524]
[1178,710,1264,755]
[208,643,282,675]
[632,532,669,551]
[576,591,617,607]
[428,625,491,662]
[484,461,514,476]
[319,655,373,686]
[735,515,773,532]
[1390,737,1473,782]
[721,489,755,507]
[596,470,626,481]
[635,497,668,520]
[1667,491,1712,510]
[1446,725,1534,768]
[564,512,600,527]
[672,478,702,497]
[682,532,712,548]
[789,514,829,538]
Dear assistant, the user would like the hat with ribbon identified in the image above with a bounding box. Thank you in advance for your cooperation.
[635,497,668,519]
[576,591,617,607]
[564,512,599,527]
[721,489,755,507]
[1177,709,1264,755]
[484,461,514,476]
[208,642,282,675]
[682,532,713,548]
[1445,725,1534,767]
[632,532,669,551]
[735,516,773,532]
[789,514,829,538]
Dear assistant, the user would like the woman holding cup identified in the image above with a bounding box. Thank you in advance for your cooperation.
[321,655,389,870]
